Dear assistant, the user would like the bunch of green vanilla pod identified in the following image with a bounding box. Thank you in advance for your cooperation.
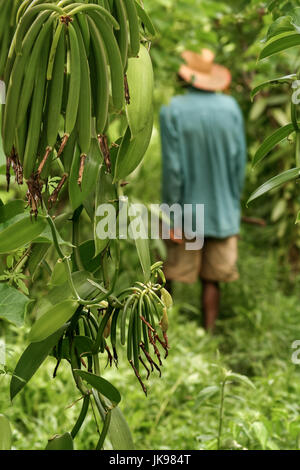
[10,259,172,445]
[56,262,171,397]
[0,0,23,78]
[2,0,155,215]
[80,267,171,397]
[111,273,171,396]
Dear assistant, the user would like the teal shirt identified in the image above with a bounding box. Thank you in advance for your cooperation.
[160,89,247,239]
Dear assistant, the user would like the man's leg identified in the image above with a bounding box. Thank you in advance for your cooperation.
[201,280,220,331]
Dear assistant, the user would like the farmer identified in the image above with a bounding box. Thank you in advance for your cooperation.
[160,49,247,331]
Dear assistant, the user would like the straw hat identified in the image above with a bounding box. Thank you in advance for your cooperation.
[178,49,231,91]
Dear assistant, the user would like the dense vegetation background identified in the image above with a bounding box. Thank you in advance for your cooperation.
[2,0,300,450]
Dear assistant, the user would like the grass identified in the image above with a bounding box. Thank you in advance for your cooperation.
[1,225,300,450]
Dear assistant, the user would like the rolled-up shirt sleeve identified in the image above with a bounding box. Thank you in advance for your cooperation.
[160,106,182,205]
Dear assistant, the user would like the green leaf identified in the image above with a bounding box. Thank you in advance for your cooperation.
[114,116,153,182]
[34,272,98,320]
[225,372,256,389]
[0,200,26,222]
[45,433,74,450]
[0,283,30,326]
[0,415,12,450]
[27,243,51,280]
[197,385,220,402]
[260,33,300,59]
[267,0,281,12]
[71,240,101,273]
[0,214,47,254]
[49,260,67,287]
[127,203,151,282]
[252,422,268,450]
[126,44,154,138]
[95,395,135,450]
[73,336,93,356]
[108,407,135,450]
[74,370,121,404]
[290,7,300,32]
[94,164,118,257]
[0,213,25,231]
[252,123,294,167]
[264,15,295,42]
[10,324,68,400]
[267,439,280,450]
[271,198,287,222]
[251,74,297,100]
[134,236,151,282]
[16,279,29,295]
[34,224,73,246]
[69,138,102,211]
[6,255,14,269]
[28,300,78,343]
[161,287,173,309]
[247,168,300,205]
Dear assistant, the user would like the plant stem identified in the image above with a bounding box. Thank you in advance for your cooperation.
[296,132,300,168]
[12,247,31,274]
[291,101,299,131]
[217,380,226,450]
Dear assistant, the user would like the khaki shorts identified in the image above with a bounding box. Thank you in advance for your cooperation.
[164,235,239,284]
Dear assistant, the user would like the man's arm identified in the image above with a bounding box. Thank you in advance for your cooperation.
[160,105,182,206]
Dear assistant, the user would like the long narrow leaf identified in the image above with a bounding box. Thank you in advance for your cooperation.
[0,214,47,254]
[247,168,300,205]
[134,237,151,283]
[264,16,295,43]
[74,370,121,404]
[260,33,300,59]
[10,324,68,400]
[251,74,297,100]
[28,301,78,343]
[226,372,256,389]
[252,123,294,167]
[108,407,135,450]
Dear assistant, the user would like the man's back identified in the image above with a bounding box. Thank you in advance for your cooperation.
[160,88,246,238]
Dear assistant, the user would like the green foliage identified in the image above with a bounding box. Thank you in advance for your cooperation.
[0,283,29,326]
[246,0,300,258]
[0,414,12,450]
[2,0,300,452]
[10,325,69,400]
[0,0,163,451]
[2,232,300,450]
[75,371,121,405]
[45,432,74,450]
